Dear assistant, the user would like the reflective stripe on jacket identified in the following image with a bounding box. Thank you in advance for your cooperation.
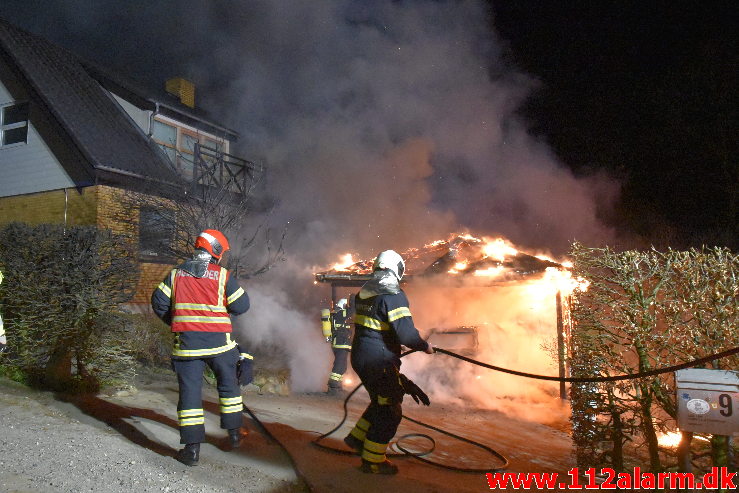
[352,290,428,358]
[171,264,232,333]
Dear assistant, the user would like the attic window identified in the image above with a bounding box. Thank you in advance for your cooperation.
[152,120,177,163]
[1,102,29,147]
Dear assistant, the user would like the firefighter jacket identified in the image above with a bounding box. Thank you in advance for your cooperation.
[351,271,429,365]
[151,261,249,358]
[330,308,352,350]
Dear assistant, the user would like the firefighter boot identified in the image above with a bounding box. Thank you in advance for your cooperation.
[343,434,364,455]
[228,428,244,449]
[176,443,200,466]
[360,459,399,475]
[326,380,344,397]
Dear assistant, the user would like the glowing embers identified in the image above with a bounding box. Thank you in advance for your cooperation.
[656,431,709,449]
[448,261,469,274]
[657,432,683,448]
[472,266,505,277]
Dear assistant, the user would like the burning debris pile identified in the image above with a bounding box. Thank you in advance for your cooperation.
[315,233,570,286]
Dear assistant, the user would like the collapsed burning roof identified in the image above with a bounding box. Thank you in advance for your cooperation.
[315,234,584,402]
[314,234,566,287]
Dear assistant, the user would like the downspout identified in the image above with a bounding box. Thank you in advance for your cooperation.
[63,188,68,234]
[147,102,160,137]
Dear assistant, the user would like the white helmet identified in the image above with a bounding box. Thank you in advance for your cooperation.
[336,298,348,309]
[373,250,405,280]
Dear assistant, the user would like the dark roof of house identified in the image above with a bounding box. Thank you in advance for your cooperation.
[0,17,182,186]
[84,61,239,141]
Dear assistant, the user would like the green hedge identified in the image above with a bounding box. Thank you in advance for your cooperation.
[0,222,139,391]
[568,243,738,473]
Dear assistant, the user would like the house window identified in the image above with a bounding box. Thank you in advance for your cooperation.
[150,117,232,183]
[152,120,177,163]
[1,102,29,147]
[182,133,199,154]
[201,138,224,169]
[179,133,199,180]
[139,207,175,259]
[203,138,223,153]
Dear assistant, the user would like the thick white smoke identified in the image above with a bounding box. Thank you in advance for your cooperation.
[235,273,329,393]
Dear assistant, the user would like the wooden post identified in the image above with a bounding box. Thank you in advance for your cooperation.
[556,290,568,400]
[677,430,693,473]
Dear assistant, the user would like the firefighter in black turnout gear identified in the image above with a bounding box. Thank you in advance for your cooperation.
[151,229,250,467]
[322,298,352,395]
[343,250,435,475]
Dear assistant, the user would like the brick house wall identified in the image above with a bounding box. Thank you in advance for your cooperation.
[95,185,176,306]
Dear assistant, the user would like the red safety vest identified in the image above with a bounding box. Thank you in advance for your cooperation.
[170,264,232,332]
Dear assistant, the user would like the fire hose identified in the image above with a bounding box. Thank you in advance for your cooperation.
[229,344,739,478]
[433,345,739,383]
[310,371,510,473]
[309,345,739,473]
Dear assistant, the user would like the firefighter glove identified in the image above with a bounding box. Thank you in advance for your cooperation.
[236,346,254,386]
[399,373,430,406]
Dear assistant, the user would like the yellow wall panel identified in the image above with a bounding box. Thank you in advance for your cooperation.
[0,187,97,227]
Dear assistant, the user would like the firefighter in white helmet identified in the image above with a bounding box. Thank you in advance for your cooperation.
[0,268,6,353]
[151,229,250,466]
[343,250,435,475]
[322,297,352,395]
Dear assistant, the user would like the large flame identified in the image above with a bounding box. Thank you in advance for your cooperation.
[330,253,356,271]
[319,233,588,295]
[481,237,518,261]
[316,233,589,418]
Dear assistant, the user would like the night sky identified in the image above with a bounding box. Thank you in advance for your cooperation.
[0,1,736,254]
[491,1,737,250]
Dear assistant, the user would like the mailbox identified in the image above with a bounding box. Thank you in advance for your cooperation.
[675,368,739,436]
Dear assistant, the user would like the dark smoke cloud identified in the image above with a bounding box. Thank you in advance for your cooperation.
[1,0,617,258]
[1,0,618,392]
[188,1,617,258]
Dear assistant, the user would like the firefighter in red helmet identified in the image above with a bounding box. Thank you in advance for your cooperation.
[343,250,434,475]
[151,229,250,466]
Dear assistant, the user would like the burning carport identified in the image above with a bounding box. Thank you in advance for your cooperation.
[315,234,580,402]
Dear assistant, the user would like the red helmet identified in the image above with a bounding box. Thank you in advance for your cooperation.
[194,229,230,259]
